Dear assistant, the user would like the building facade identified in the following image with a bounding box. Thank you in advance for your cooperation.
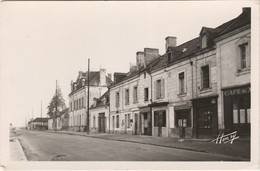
[68,68,113,132]
[108,8,251,138]
[89,91,110,133]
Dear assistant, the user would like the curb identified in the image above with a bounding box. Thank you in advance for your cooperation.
[49,131,247,161]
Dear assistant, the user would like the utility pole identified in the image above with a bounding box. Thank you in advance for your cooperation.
[87,58,90,134]
[55,80,57,132]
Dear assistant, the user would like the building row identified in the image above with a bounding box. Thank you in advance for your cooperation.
[68,8,251,138]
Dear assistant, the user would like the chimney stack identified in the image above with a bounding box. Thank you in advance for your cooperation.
[165,36,177,52]
[144,48,159,67]
[136,51,145,69]
[100,68,106,86]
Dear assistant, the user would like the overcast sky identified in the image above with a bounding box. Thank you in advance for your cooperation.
[0,1,254,127]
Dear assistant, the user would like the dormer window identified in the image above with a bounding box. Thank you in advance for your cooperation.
[82,79,85,86]
[201,34,207,49]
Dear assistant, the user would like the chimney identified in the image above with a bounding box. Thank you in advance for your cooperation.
[144,48,159,67]
[108,73,112,81]
[79,71,83,78]
[129,62,137,72]
[165,36,177,52]
[100,68,106,86]
[136,51,145,69]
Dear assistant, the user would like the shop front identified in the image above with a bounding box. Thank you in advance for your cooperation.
[149,102,169,137]
[222,84,250,137]
[139,106,152,136]
[192,96,218,138]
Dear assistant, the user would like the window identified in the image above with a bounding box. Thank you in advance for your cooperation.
[175,110,191,128]
[125,89,129,105]
[116,115,119,128]
[201,34,207,49]
[93,116,95,128]
[144,88,149,101]
[154,111,166,127]
[179,72,185,94]
[70,102,72,111]
[116,92,120,107]
[133,86,138,103]
[79,99,81,109]
[239,43,250,70]
[232,95,250,124]
[112,116,115,128]
[76,100,78,110]
[155,79,165,99]
[201,65,210,89]
[82,97,84,108]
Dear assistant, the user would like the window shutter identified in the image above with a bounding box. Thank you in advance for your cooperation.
[161,79,165,98]
[246,44,250,68]
[154,81,157,99]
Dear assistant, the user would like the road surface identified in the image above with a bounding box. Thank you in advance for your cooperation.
[14,129,243,161]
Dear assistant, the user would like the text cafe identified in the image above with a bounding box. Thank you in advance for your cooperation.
[222,84,250,137]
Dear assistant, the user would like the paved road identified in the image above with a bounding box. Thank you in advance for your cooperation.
[15,129,242,161]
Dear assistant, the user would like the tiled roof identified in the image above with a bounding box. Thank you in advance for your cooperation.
[31,118,49,123]
[220,8,250,36]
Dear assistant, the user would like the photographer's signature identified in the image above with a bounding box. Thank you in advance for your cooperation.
[211,131,239,144]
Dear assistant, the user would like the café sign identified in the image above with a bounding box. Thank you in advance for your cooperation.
[223,86,250,96]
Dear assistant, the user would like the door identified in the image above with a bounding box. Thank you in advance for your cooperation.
[143,113,149,135]
[178,119,187,138]
[98,113,105,133]
[134,114,138,135]
[197,106,215,138]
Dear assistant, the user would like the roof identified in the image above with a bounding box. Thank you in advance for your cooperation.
[31,118,49,123]
[70,71,113,95]
[220,8,250,36]
[90,90,109,109]
[56,108,69,118]
[110,8,251,87]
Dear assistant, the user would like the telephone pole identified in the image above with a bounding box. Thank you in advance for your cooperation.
[87,58,90,134]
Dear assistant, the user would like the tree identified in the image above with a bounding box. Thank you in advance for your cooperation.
[47,86,66,119]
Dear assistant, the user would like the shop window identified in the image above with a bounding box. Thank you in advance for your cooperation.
[201,65,210,89]
[175,110,191,127]
[232,95,250,124]
[179,72,185,94]
[154,111,166,127]
[125,89,129,105]
[133,86,138,103]
[116,115,119,128]
[144,88,149,101]
[116,92,120,107]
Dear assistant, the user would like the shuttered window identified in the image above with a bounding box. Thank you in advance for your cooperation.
[201,65,209,89]
[155,79,165,99]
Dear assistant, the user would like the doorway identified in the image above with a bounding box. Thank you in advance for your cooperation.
[98,113,106,133]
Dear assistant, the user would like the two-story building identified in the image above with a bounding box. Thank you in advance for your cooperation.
[68,68,113,132]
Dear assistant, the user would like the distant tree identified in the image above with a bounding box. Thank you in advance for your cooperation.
[47,86,66,119]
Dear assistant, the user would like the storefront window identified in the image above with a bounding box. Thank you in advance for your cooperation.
[232,95,250,124]
[175,110,191,128]
[154,111,166,127]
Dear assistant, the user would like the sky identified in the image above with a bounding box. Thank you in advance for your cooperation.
[0,1,254,127]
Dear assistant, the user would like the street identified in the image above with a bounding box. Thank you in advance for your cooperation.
[13,129,245,161]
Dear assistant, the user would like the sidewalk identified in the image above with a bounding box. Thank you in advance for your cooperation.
[48,130,250,160]
[10,130,27,161]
